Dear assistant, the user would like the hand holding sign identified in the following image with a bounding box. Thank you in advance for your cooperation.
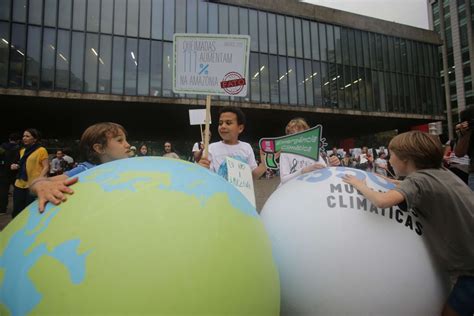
[259,125,323,169]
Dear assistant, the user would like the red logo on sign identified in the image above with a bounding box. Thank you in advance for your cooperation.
[220,72,246,95]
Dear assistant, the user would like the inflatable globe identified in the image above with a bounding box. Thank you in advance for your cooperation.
[0,157,279,315]
[261,167,448,316]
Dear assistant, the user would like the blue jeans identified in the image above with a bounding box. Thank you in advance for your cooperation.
[469,173,474,191]
[447,275,474,316]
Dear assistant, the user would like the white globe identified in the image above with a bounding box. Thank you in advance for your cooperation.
[261,167,449,316]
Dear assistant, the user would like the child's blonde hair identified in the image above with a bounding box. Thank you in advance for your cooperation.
[285,118,310,135]
[388,131,443,170]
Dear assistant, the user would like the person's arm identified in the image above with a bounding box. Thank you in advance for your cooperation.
[342,175,405,208]
[454,122,471,157]
[328,155,341,166]
[30,175,78,212]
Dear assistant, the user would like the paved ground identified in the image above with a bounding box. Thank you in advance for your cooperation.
[0,177,280,231]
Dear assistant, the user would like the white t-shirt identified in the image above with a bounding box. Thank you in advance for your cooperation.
[208,141,257,179]
[280,153,327,185]
[192,142,203,153]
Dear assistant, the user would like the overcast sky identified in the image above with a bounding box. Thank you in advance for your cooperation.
[301,0,430,29]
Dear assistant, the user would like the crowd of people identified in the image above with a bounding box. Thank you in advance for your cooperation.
[0,105,473,315]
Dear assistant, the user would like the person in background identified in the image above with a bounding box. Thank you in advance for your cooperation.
[138,144,149,157]
[192,130,211,163]
[454,105,474,190]
[129,146,137,157]
[11,129,49,218]
[162,142,180,159]
[0,133,20,214]
[50,150,66,176]
[341,153,354,167]
[374,152,389,177]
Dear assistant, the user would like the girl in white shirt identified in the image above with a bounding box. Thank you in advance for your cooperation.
[279,118,340,185]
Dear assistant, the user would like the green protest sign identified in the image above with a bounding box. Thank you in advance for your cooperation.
[259,125,322,169]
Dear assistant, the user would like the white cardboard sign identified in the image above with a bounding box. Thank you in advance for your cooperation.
[226,157,256,209]
[173,34,250,96]
[188,109,211,126]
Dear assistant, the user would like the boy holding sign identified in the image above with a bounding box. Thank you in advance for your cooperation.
[198,106,267,180]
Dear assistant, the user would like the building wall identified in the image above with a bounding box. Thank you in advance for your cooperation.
[430,0,474,125]
[0,0,443,118]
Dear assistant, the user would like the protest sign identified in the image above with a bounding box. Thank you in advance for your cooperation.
[226,157,256,209]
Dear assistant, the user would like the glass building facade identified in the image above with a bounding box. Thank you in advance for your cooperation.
[0,0,443,116]
[430,0,473,125]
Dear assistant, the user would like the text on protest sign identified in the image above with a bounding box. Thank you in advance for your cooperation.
[226,157,256,209]
[259,125,323,169]
[173,34,250,96]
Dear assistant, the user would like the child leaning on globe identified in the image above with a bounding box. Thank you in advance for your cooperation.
[29,122,132,212]
[343,131,474,316]
[198,106,267,179]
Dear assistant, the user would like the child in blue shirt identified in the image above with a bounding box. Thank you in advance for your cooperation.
[30,122,131,212]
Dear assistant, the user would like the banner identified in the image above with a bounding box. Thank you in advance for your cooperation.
[259,125,323,169]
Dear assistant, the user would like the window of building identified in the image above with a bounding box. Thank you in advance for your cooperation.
[218,4,229,34]
[277,15,286,56]
[303,20,311,59]
[400,39,407,73]
[268,14,277,54]
[382,36,389,71]
[369,32,376,69]
[152,0,164,39]
[239,7,248,35]
[59,0,72,29]
[294,18,303,58]
[394,38,401,72]
[279,56,289,104]
[361,31,370,68]
[73,0,86,31]
[343,65,352,108]
[56,30,71,90]
[391,72,398,112]
[249,10,258,51]
[327,25,335,63]
[312,61,322,106]
[378,71,386,111]
[124,38,138,95]
[260,53,270,103]
[0,0,10,20]
[87,0,100,32]
[365,70,373,111]
[163,0,175,40]
[321,62,330,106]
[269,55,279,103]
[197,0,207,33]
[41,28,56,89]
[0,22,9,86]
[70,32,85,91]
[304,59,314,106]
[311,22,319,60]
[352,66,360,109]
[29,0,43,25]
[355,30,363,67]
[13,0,26,22]
[341,28,349,65]
[229,6,238,34]
[44,0,57,27]
[286,17,295,56]
[187,0,198,33]
[138,39,150,96]
[150,40,162,96]
[334,26,341,64]
[319,23,327,61]
[288,57,297,105]
[111,36,125,94]
[375,34,383,70]
[388,37,395,72]
[84,33,99,92]
[25,26,41,89]
[162,42,173,96]
[127,0,139,36]
[250,52,260,102]
[140,0,152,38]
[258,11,268,53]
[101,0,113,34]
[297,58,305,104]
[98,35,112,93]
[348,29,356,66]
[337,64,344,107]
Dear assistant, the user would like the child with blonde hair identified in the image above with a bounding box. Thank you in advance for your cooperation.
[280,118,340,185]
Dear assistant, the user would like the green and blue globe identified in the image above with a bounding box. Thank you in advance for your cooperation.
[0,157,279,315]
